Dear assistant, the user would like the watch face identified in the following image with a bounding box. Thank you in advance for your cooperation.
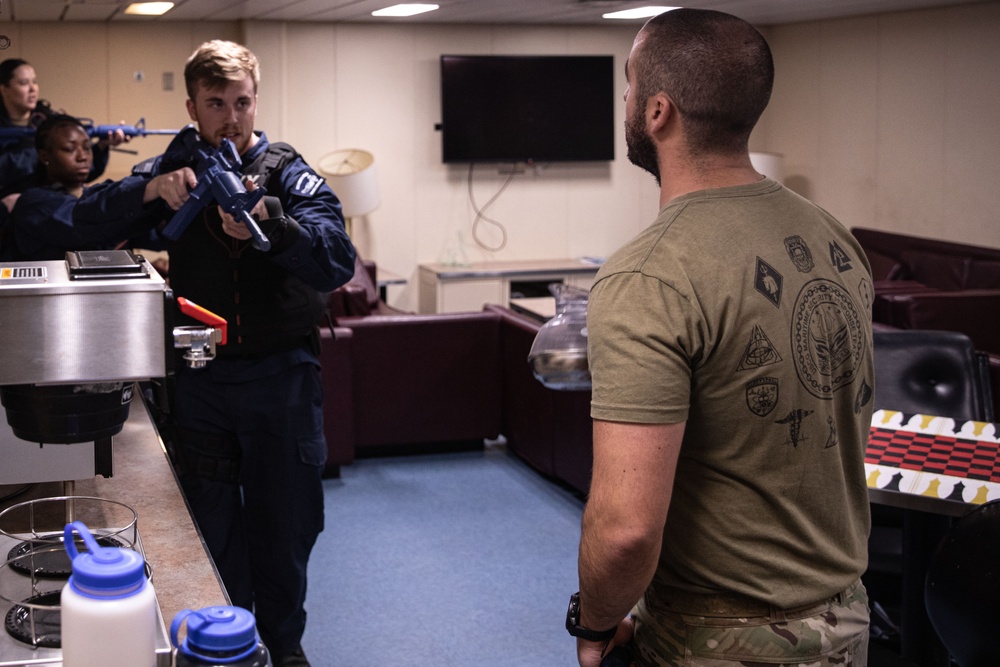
[567,592,581,627]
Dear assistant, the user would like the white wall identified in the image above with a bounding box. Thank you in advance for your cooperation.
[4,21,241,164]
[755,1,1000,249]
[242,21,658,310]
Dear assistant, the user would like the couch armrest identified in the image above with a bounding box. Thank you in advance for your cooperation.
[485,304,594,494]
[485,304,557,476]
[319,325,354,475]
[336,283,375,317]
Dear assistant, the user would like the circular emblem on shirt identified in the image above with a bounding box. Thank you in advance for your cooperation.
[791,279,865,399]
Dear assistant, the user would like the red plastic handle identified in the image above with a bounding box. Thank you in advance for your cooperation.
[177,297,228,345]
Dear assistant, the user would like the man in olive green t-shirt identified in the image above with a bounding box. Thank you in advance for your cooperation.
[571,9,874,667]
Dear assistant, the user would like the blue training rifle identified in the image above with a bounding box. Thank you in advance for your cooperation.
[0,117,179,146]
[160,137,271,252]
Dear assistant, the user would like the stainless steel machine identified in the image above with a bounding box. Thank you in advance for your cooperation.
[0,250,223,485]
[0,250,225,665]
[0,251,167,485]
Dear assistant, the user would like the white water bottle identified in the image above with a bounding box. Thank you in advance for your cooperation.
[60,520,158,667]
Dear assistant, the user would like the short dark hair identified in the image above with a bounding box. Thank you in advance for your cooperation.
[633,8,773,154]
[35,113,86,152]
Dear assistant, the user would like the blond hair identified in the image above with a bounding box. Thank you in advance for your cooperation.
[184,40,260,100]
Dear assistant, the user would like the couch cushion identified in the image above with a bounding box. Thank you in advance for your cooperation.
[880,290,1000,356]
[339,311,502,447]
[899,250,970,291]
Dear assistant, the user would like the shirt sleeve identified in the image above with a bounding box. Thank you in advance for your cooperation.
[0,144,39,196]
[88,142,110,181]
[587,270,699,425]
[11,178,150,260]
[265,156,356,293]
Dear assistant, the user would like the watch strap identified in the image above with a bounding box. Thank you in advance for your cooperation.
[565,592,618,642]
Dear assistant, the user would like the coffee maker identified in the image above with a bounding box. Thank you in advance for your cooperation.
[0,250,223,486]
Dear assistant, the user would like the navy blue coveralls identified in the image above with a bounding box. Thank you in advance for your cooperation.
[3,176,149,260]
[135,129,355,659]
[0,108,112,197]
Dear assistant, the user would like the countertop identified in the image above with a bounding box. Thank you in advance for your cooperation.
[0,395,228,628]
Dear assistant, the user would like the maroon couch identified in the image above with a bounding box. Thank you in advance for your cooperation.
[331,311,502,455]
[319,257,503,473]
[328,255,407,319]
[319,324,354,477]
[317,256,595,491]
[484,304,593,494]
[852,227,1000,355]
[322,251,997,486]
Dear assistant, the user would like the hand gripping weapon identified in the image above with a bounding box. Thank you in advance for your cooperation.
[160,138,271,252]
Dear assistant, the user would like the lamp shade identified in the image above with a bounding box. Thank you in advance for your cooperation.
[749,151,785,184]
[318,149,380,218]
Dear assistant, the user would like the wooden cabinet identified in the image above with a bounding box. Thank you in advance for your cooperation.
[418,259,600,313]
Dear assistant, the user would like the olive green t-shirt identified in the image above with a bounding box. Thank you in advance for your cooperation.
[588,178,873,608]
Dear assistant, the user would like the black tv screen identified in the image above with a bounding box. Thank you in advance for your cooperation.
[440,55,615,164]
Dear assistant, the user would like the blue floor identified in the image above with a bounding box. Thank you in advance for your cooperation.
[302,442,586,666]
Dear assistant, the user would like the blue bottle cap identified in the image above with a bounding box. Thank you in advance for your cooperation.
[171,606,258,662]
[64,521,146,598]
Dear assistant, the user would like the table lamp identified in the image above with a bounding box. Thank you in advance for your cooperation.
[318,148,380,237]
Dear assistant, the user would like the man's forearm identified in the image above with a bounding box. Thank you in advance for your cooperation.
[576,420,684,632]
[578,506,661,631]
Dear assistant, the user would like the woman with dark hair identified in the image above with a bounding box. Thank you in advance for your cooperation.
[0,58,128,197]
[1,114,194,260]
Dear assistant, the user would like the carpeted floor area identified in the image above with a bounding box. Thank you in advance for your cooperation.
[301,442,924,667]
[302,441,585,666]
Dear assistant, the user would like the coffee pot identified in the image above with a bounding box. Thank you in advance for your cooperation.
[527,283,591,391]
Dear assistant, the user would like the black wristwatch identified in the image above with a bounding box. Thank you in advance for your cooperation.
[566,592,618,642]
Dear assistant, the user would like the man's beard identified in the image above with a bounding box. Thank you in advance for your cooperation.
[625,107,660,186]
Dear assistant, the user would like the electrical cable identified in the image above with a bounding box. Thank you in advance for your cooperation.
[467,162,515,252]
[0,483,35,504]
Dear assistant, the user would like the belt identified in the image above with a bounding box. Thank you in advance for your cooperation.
[656,580,858,620]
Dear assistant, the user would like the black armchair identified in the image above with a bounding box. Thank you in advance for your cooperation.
[867,328,995,660]
[872,329,995,421]
[924,500,1000,667]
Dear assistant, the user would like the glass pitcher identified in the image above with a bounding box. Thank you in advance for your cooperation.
[527,283,591,390]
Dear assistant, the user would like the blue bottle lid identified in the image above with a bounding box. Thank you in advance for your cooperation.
[64,521,146,598]
[171,606,258,662]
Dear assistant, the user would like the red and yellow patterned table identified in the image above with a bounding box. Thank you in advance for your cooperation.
[866,409,1000,516]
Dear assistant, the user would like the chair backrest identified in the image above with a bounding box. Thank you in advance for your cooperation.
[924,500,1000,667]
[873,329,995,422]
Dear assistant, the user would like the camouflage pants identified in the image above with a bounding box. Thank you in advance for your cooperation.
[630,580,870,667]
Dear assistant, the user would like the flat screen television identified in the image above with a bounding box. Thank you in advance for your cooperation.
[439,55,615,164]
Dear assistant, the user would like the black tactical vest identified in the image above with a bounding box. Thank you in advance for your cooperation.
[167,142,327,358]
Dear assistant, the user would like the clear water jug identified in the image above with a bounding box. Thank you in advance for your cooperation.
[172,605,269,666]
